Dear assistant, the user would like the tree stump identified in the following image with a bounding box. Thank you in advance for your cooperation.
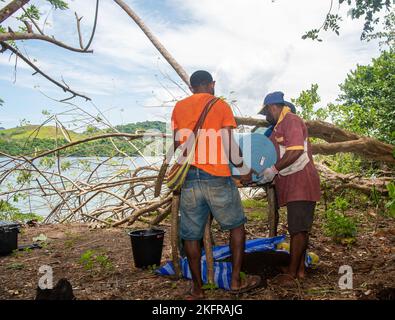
[170,193,181,277]
[266,185,279,237]
[203,214,215,285]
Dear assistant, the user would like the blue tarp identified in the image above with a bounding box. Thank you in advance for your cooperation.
[156,236,313,290]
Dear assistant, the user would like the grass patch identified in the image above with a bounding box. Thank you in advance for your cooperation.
[64,239,76,249]
[79,249,114,274]
[6,262,25,270]
[324,210,357,244]
[242,199,267,209]
[0,200,43,222]
[246,210,267,221]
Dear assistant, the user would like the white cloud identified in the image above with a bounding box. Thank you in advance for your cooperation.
[0,0,383,126]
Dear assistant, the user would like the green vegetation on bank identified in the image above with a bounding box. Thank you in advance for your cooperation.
[0,121,167,157]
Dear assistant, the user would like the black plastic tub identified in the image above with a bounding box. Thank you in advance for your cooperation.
[128,229,165,269]
[0,221,20,256]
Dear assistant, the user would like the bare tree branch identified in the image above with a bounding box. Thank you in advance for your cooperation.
[75,12,84,49]
[74,0,99,51]
[113,0,191,90]
[0,32,94,53]
[0,41,92,101]
[0,0,30,24]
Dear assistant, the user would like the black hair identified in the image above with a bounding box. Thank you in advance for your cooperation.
[190,70,213,88]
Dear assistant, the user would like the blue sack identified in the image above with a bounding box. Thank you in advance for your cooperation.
[157,236,289,290]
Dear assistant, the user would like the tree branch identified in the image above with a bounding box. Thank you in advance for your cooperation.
[74,0,99,51]
[30,132,169,161]
[235,116,394,163]
[1,41,92,101]
[113,0,191,90]
[0,32,93,53]
[0,0,30,24]
[22,6,44,35]
[312,138,395,163]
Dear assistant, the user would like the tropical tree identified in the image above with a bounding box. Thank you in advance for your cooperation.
[303,0,394,47]
[329,50,395,144]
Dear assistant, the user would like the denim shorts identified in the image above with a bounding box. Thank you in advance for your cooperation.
[179,166,247,241]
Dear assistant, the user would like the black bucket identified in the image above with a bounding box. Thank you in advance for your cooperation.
[128,228,165,268]
[0,221,20,256]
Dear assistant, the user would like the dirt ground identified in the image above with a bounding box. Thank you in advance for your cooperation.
[0,203,394,300]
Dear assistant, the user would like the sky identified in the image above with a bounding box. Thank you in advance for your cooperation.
[0,0,384,130]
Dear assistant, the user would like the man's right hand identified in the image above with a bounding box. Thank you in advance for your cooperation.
[258,165,278,183]
[239,169,253,185]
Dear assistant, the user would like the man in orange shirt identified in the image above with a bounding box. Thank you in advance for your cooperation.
[172,70,260,299]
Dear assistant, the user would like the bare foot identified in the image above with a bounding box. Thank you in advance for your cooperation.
[185,287,205,300]
[279,265,289,274]
[297,262,306,279]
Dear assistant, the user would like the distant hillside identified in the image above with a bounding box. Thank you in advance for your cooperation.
[115,121,167,134]
[0,121,167,140]
[0,125,83,141]
[0,121,167,157]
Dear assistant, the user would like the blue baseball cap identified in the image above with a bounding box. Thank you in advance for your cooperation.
[264,91,285,106]
[259,91,297,114]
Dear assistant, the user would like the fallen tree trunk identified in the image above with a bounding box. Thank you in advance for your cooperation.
[316,163,391,195]
[312,138,395,163]
[235,117,395,164]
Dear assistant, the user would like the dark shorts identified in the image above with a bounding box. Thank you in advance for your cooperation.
[286,201,316,235]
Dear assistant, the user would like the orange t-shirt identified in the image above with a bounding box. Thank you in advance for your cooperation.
[171,93,237,177]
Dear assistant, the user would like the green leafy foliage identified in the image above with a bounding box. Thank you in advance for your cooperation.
[323,13,342,35]
[324,197,357,243]
[46,0,69,10]
[16,170,32,184]
[39,157,55,168]
[332,196,349,214]
[202,282,218,290]
[60,160,72,171]
[335,50,395,144]
[0,200,43,222]
[304,0,393,43]
[385,182,395,217]
[115,121,167,134]
[291,84,327,121]
[343,0,393,41]
[322,153,363,175]
[0,121,167,156]
[6,262,25,270]
[147,264,159,273]
[18,5,40,21]
[292,51,394,145]
[324,210,357,243]
[79,249,114,273]
[241,199,266,208]
[365,12,395,49]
